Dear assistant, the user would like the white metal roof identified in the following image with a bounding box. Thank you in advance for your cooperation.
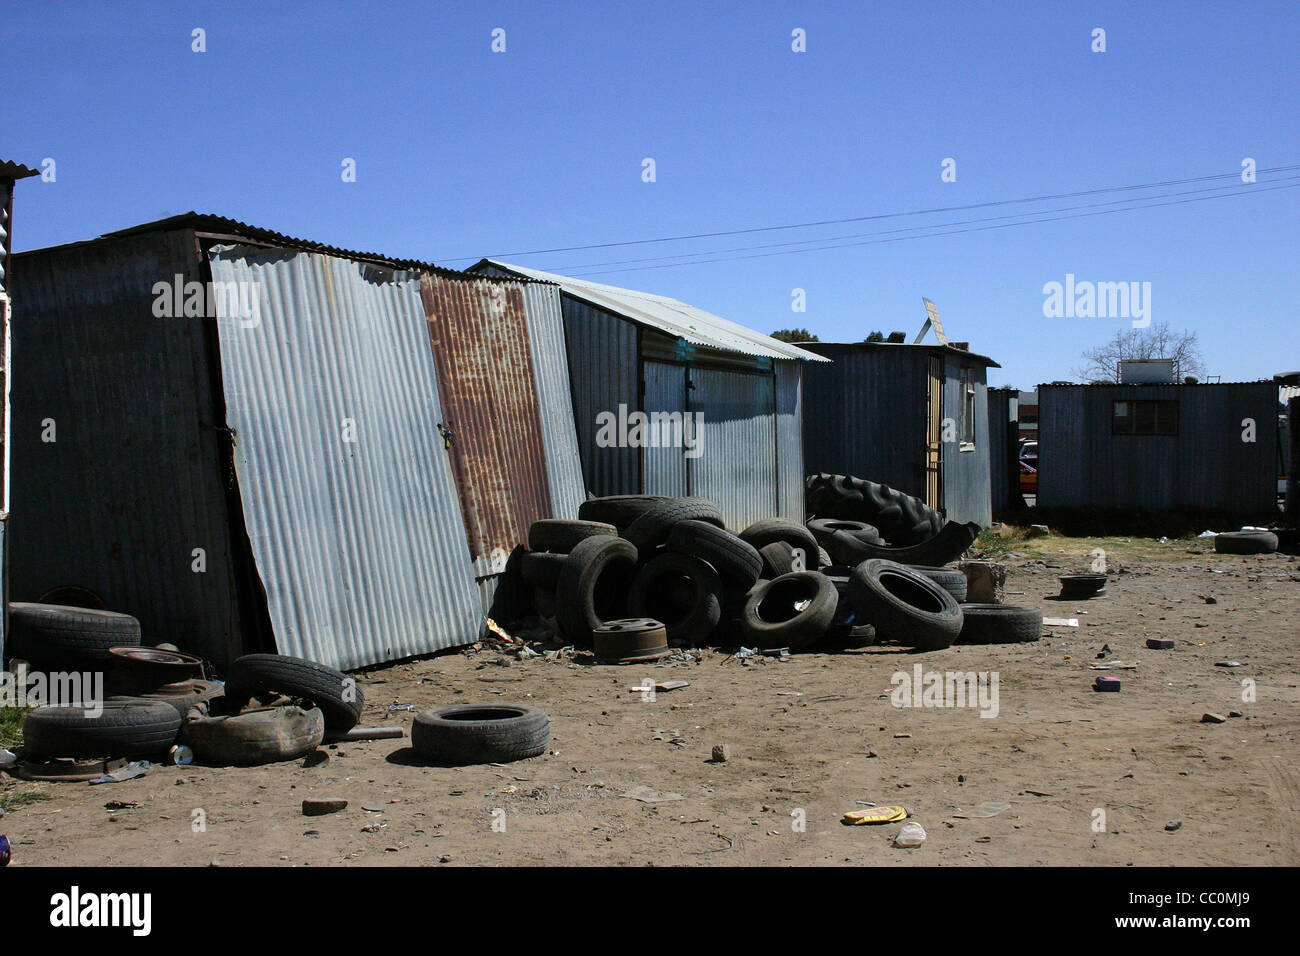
[483,260,829,362]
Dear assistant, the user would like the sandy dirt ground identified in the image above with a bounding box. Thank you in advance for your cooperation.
[3,538,1298,867]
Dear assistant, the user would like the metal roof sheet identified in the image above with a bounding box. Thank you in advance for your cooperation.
[801,340,1000,368]
[479,259,829,362]
[0,160,40,181]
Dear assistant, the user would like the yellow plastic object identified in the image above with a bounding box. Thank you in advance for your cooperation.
[842,805,909,825]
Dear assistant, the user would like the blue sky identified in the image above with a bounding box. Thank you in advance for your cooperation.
[5,0,1296,388]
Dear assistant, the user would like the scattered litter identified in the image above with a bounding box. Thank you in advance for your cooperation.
[622,785,684,804]
[893,733,912,739]
[952,801,1011,819]
[325,726,405,742]
[1022,789,1053,797]
[1093,676,1122,692]
[1229,710,1244,718]
[761,647,791,659]
[168,745,194,766]
[1089,660,1137,670]
[484,618,517,644]
[387,703,415,713]
[0,749,16,770]
[630,680,690,693]
[0,834,9,867]
[89,760,151,785]
[1146,638,1175,650]
[710,744,729,763]
[843,805,908,825]
[895,821,927,847]
[1201,713,1228,724]
[1043,617,1079,627]
[1165,820,1183,831]
[1215,661,1243,668]
[776,691,803,697]
[730,647,758,660]
[1202,596,1218,604]
[104,800,139,811]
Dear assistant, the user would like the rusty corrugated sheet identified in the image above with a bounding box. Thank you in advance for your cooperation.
[419,273,553,575]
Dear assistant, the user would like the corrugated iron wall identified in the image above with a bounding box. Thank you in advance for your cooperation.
[774,359,804,520]
[801,344,929,497]
[987,387,1019,516]
[560,297,640,496]
[208,246,484,670]
[9,230,244,666]
[690,367,778,529]
[419,273,553,578]
[516,281,585,518]
[1038,382,1278,514]
[642,360,689,497]
[939,353,992,525]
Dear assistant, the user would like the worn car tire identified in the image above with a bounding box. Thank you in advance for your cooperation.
[225,654,362,731]
[628,552,723,646]
[8,603,142,670]
[527,519,618,553]
[740,571,838,650]
[1214,530,1278,555]
[808,518,884,548]
[956,604,1044,645]
[824,521,981,568]
[624,498,726,553]
[411,704,550,764]
[907,565,969,603]
[847,559,963,651]
[577,495,670,531]
[183,705,325,766]
[22,700,181,759]
[665,520,763,586]
[555,535,638,648]
[738,519,819,561]
[520,551,566,588]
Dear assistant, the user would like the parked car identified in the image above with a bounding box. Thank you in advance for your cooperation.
[1019,440,1038,495]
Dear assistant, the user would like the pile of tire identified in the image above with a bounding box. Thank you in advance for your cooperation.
[523,495,983,653]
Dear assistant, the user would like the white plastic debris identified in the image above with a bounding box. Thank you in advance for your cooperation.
[895,821,927,847]
[0,748,16,770]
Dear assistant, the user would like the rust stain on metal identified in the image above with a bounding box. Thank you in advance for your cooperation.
[419,274,552,566]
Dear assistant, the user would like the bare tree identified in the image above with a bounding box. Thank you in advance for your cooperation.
[1073,320,1206,382]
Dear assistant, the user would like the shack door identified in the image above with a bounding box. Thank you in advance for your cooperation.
[642,360,688,497]
[925,355,944,510]
[689,367,778,530]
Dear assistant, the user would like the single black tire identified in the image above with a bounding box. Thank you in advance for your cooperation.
[8,603,142,670]
[22,700,181,759]
[411,704,550,764]
[578,495,670,531]
[527,519,618,553]
[808,518,884,547]
[738,519,819,561]
[183,706,325,766]
[665,520,762,586]
[825,521,981,568]
[907,565,969,603]
[555,535,638,648]
[624,498,726,553]
[113,679,225,718]
[957,604,1044,645]
[758,541,800,578]
[225,654,363,731]
[520,551,566,588]
[740,572,838,650]
[1214,531,1278,555]
[847,559,963,651]
[628,552,723,646]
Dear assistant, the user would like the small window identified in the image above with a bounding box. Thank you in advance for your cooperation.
[961,369,977,446]
[1112,399,1178,436]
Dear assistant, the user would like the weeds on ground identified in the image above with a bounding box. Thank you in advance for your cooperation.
[0,706,27,749]
[0,789,49,813]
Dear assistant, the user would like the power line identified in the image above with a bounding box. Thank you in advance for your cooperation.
[563,179,1300,278]
[546,176,1300,272]
[438,164,1300,262]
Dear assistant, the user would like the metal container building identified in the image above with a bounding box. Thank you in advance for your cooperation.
[800,342,999,526]
[8,214,583,670]
[1036,381,1278,515]
[471,260,826,530]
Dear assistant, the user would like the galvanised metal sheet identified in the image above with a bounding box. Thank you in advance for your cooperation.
[642,360,688,498]
[689,367,777,530]
[939,352,992,525]
[9,229,244,668]
[482,260,829,364]
[208,245,483,670]
[560,297,640,496]
[419,273,553,577]
[517,280,585,518]
[774,359,805,520]
[1037,382,1277,514]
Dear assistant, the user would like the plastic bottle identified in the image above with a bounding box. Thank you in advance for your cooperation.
[895,821,927,847]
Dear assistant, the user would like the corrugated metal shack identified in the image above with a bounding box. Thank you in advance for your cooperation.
[9,214,584,671]
[472,260,827,530]
[1037,381,1278,515]
[987,387,1020,516]
[0,160,41,664]
[800,342,999,526]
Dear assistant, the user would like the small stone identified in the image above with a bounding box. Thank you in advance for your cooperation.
[1228,710,1244,718]
[302,798,348,816]
[1203,596,1217,604]
[1027,524,1051,538]
[957,774,965,783]
[1201,713,1228,724]
[302,751,329,768]
[711,744,729,763]
[1165,820,1182,831]
[439,854,452,863]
